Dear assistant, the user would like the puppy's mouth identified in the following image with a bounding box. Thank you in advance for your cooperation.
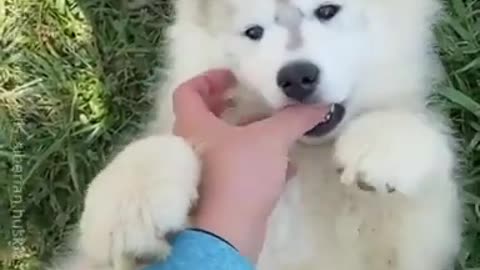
[305,103,346,137]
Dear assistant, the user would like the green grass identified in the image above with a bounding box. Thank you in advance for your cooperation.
[0,0,478,269]
[436,1,480,268]
[0,0,173,268]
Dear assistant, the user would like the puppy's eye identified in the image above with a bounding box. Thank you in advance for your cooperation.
[244,25,264,41]
[315,4,341,21]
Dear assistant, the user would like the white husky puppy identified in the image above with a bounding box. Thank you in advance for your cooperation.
[56,0,464,270]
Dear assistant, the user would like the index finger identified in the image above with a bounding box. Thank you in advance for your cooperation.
[173,69,237,126]
[250,105,329,146]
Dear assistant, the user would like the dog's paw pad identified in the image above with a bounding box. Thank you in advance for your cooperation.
[386,183,397,193]
[356,178,376,192]
[356,178,398,194]
[338,167,397,194]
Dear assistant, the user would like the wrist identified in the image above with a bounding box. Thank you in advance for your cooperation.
[192,202,269,263]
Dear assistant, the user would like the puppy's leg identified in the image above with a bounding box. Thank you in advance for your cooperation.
[334,109,456,196]
[76,135,200,270]
[334,109,462,270]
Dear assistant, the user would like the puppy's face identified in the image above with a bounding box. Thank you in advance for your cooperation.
[200,0,439,141]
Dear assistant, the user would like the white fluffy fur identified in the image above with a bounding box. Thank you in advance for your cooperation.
[52,0,463,269]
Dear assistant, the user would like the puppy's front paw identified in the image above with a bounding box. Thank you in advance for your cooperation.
[334,111,452,196]
[78,135,201,270]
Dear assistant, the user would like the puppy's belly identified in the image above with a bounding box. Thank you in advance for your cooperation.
[258,144,404,270]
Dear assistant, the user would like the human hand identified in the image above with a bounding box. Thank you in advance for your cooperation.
[172,69,328,263]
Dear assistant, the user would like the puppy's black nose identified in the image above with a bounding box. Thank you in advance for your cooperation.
[277,61,320,102]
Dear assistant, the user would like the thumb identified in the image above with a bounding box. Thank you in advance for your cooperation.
[251,105,329,146]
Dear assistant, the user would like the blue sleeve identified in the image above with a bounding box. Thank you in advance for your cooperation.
[143,229,255,270]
